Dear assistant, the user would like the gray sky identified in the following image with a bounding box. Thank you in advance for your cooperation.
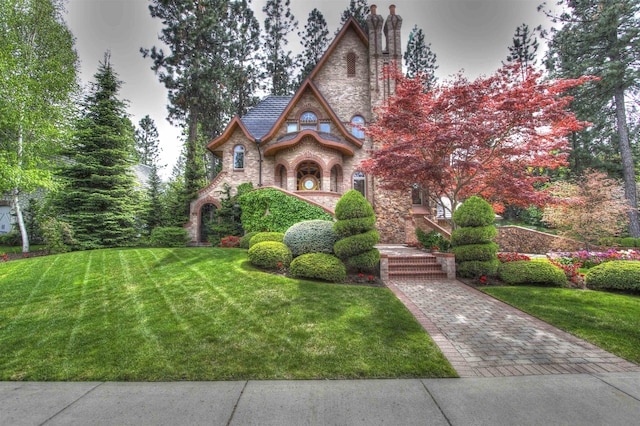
[64,0,557,178]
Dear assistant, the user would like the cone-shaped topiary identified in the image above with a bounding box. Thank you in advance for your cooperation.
[333,190,380,270]
[451,196,499,278]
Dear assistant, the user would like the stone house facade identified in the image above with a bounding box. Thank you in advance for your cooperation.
[186,5,430,245]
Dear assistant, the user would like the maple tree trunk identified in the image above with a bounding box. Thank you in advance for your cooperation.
[614,88,640,237]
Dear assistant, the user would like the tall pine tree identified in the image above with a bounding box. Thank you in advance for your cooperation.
[338,0,369,32]
[404,24,438,90]
[142,0,241,214]
[54,53,138,249]
[545,0,640,237]
[504,23,539,81]
[297,8,329,85]
[262,0,298,96]
[135,115,160,167]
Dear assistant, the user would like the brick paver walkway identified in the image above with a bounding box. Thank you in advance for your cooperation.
[387,279,640,378]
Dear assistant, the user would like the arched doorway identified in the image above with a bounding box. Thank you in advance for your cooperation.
[296,161,322,191]
[200,203,217,243]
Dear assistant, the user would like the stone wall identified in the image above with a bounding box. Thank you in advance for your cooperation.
[495,226,590,254]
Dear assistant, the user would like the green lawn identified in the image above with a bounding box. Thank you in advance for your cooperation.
[482,286,640,365]
[0,248,456,381]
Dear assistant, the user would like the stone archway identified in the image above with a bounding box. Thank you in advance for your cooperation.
[199,203,217,243]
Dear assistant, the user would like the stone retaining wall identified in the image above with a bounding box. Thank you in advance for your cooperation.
[495,226,591,254]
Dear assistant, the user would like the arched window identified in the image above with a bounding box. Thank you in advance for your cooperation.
[297,161,321,191]
[346,52,356,77]
[233,145,244,169]
[353,171,366,196]
[300,111,317,130]
[351,116,365,139]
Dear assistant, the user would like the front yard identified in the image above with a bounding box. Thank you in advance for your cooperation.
[0,248,456,381]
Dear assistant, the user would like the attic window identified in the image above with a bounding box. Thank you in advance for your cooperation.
[351,116,365,139]
[347,52,356,77]
[300,111,317,130]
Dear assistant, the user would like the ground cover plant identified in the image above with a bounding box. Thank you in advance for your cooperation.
[0,248,456,381]
[481,286,640,365]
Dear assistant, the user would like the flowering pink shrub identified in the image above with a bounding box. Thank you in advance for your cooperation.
[218,236,241,248]
[546,249,640,287]
[1,253,8,262]
[498,252,531,263]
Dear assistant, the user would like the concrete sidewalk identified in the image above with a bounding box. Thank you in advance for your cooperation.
[2,373,640,425]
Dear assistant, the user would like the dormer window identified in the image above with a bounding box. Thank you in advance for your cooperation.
[300,111,317,130]
[233,145,245,169]
[351,115,365,139]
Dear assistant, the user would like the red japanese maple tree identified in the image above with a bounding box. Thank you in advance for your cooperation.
[362,64,594,216]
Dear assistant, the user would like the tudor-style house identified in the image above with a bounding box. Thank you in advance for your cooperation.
[186,5,439,245]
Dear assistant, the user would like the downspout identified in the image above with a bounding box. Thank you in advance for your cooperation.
[255,138,263,187]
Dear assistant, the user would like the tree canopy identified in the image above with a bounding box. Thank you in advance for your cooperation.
[362,64,593,217]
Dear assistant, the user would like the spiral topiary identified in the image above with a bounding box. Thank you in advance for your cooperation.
[451,196,498,278]
[333,190,380,270]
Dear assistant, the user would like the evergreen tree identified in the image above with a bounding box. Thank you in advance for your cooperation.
[143,164,164,233]
[504,23,539,81]
[506,23,539,68]
[403,24,438,90]
[0,0,78,253]
[262,0,298,96]
[54,54,138,249]
[160,152,189,227]
[297,8,330,85]
[228,0,262,117]
[134,115,161,167]
[338,0,369,32]
[544,0,640,237]
[142,0,246,214]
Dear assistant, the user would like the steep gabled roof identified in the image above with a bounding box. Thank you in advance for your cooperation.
[309,17,368,81]
[207,17,369,153]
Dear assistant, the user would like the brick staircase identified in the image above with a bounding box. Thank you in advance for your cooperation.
[387,254,448,280]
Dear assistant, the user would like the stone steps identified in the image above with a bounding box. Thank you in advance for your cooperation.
[387,254,448,280]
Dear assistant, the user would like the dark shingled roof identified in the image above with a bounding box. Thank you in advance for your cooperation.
[275,132,343,143]
[240,96,292,139]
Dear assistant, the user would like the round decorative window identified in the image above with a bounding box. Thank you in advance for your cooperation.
[297,161,321,191]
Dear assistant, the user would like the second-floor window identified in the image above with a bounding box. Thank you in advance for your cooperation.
[233,145,244,169]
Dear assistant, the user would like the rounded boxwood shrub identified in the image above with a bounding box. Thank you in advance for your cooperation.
[498,260,566,287]
[239,232,259,249]
[451,242,499,262]
[585,261,640,292]
[345,248,381,269]
[248,232,285,248]
[289,253,347,283]
[453,196,495,228]
[150,227,190,247]
[333,216,376,238]
[451,226,497,246]
[283,220,338,257]
[457,259,500,278]
[248,241,292,269]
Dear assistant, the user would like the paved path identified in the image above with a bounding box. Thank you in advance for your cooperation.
[387,279,640,378]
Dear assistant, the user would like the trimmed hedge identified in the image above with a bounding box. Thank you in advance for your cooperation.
[334,229,380,259]
[451,242,499,262]
[585,261,640,292]
[289,253,347,283]
[247,241,292,269]
[248,232,285,248]
[334,190,375,220]
[451,225,497,246]
[333,216,376,238]
[239,232,259,249]
[345,248,381,269]
[498,260,566,287]
[150,227,190,247]
[457,259,500,278]
[283,220,337,257]
[452,196,495,227]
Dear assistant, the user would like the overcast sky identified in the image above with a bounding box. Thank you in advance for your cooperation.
[63,0,558,178]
